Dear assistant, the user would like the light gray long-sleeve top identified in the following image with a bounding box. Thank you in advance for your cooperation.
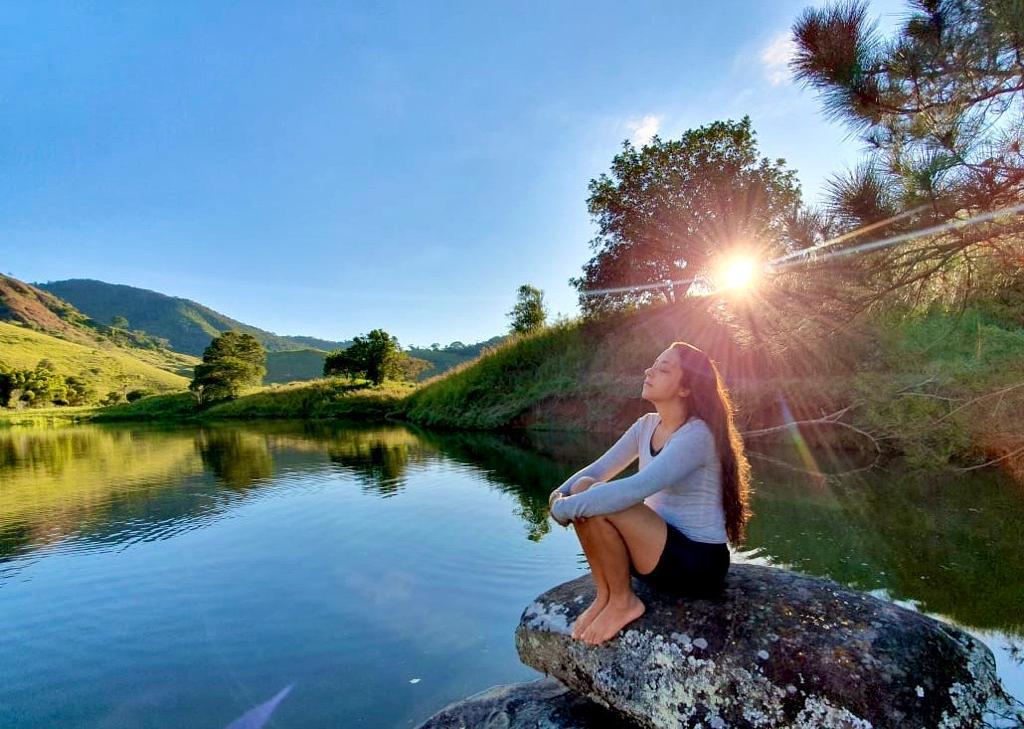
[549,413,727,544]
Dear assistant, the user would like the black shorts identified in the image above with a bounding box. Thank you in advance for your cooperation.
[629,525,729,597]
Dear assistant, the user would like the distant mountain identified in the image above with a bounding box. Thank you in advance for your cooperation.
[37,279,351,357]
[407,336,508,370]
[0,273,99,346]
[0,274,196,397]
[265,349,329,384]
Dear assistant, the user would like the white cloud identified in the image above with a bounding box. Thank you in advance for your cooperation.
[624,114,662,146]
[760,33,797,86]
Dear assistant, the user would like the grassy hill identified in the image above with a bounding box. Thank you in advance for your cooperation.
[265,349,329,384]
[0,273,103,346]
[391,299,1024,474]
[37,278,352,356]
[407,336,509,380]
[0,273,199,381]
[0,321,192,395]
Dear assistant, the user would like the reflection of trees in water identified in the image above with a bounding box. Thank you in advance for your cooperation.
[7,422,1018,637]
[411,426,611,542]
[0,426,202,562]
[746,449,1024,635]
[0,426,136,478]
[325,433,427,497]
[194,428,274,490]
[204,419,434,498]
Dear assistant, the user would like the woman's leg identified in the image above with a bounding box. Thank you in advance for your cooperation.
[576,516,647,645]
[568,478,608,639]
[569,493,669,644]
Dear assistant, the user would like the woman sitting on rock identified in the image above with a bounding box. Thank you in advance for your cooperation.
[548,341,751,645]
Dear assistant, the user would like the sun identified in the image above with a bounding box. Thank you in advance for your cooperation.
[718,256,759,291]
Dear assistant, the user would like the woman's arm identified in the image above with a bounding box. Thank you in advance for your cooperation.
[548,416,645,502]
[550,420,713,522]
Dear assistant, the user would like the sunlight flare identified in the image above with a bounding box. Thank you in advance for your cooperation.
[718,255,760,292]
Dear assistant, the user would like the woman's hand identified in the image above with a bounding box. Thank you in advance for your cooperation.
[548,492,571,527]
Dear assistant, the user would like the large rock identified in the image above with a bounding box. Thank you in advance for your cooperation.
[515,564,1001,729]
[413,677,625,729]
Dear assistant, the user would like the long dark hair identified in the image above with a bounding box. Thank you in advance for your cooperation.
[669,342,752,544]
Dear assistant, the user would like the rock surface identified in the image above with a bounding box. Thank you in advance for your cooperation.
[413,676,628,729]
[515,564,1001,729]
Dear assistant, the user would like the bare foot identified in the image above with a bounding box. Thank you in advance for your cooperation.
[571,595,609,640]
[581,595,645,645]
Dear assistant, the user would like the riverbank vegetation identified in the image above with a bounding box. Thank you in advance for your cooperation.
[25,295,1016,478]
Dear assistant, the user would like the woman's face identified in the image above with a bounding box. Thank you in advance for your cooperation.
[641,348,689,403]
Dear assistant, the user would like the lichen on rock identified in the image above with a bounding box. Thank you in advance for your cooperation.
[514,564,1001,729]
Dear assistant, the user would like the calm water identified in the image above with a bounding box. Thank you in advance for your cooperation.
[0,421,1021,727]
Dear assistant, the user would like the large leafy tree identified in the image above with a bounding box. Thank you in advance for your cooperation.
[507,284,547,334]
[324,328,428,385]
[570,117,803,315]
[791,0,1024,308]
[189,331,266,404]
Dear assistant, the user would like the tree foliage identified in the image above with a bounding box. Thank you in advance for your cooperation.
[570,117,803,316]
[189,331,266,404]
[0,360,96,408]
[791,0,1024,309]
[323,328,430,385]
[507,284,547,334]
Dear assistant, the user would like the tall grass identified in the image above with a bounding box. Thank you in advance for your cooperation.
[397,320,588,428]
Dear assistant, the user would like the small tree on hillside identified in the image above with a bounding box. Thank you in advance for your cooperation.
[190,331,266,404]
[507,284,548,334]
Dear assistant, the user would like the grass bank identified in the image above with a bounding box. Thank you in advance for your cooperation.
[0,405,96,428]
[393,299,1024,475]
[88,379,416,423]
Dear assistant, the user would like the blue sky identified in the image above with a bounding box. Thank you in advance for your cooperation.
[1,0,907,348]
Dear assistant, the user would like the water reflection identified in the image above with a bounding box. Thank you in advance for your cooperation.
[1,421,1021,637]
[195,429,275,490]
[746,452,1024,633]
[0,426,202,562]
[0,421,1021,725]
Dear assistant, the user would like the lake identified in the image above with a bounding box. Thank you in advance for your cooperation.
[0,421,1021,727]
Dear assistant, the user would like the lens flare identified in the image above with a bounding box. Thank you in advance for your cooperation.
[719,256,758,291]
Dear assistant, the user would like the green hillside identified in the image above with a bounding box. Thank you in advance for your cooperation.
[0,273,198,384]
[0,321,192,396]
[265,349,329,383]
[38,279,351,356]
[263,337,512,385]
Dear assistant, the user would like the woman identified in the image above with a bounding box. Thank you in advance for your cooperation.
[548,342,751,646]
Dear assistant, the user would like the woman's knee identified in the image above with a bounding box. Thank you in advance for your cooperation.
[570,476,599,495]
